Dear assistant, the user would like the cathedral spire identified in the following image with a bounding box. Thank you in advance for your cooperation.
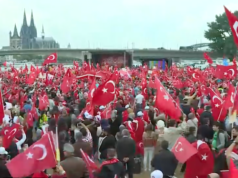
[30,10,35,26]
[23,9,28,26]
[41,25,45,39]
[13,24,19,38]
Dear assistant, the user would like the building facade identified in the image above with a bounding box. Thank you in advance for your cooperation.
[9,10,60,49]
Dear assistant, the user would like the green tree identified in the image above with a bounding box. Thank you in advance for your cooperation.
[204,11,238,59]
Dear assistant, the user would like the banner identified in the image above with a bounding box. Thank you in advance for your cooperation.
[100,55,128,67]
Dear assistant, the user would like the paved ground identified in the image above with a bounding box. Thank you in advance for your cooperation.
[134,164,184,178]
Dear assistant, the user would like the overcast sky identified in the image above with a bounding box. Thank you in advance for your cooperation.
[0,0,237,49]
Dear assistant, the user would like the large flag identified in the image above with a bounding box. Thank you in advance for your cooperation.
[43,52,57,66]
[185,140,214,178]
[92,73,118,105]
[224,6,238,48]
[80,149,98,174]
[154,77,181,120]
[171,136,197,163]
[1,123,21,148]
[7,132,56,177]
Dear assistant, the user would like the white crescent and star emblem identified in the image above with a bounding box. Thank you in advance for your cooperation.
[90,88,95,98]
[32,144,47,160]
[47,54,55,61]
[212,95,223,106]
[192,73,199,80]
[143,88,147,94]
[233,21,238,37]
[5,128,17,139]
[104,80,115,94]
[174,142,183,152]
[228,69,235,77]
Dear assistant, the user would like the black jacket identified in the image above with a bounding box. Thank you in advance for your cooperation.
[99,135,116,159]
[197,124,214,140]
[116,136,136,161]
[95,159,125,178]
[0,159,12,178]
[200,111,214,126]
[151,149,178,176]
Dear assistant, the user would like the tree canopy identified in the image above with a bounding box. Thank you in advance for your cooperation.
[204,11,238,59]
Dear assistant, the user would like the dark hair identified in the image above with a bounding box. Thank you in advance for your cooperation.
[233,126,238,132]
[167,119,176,127]
[200,103,205,109]
[161,140,169,150]
[80,128,87,137]
[213,121,221,129]
[188,127,196,134]
[145,124,153,132]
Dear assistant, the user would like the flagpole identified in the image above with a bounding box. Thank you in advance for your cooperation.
[55,126,60,164]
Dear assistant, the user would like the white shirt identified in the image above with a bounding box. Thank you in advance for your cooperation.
[135,94,144,104]
[187,118,198,136]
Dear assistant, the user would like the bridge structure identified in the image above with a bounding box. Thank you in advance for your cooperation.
[179,43,211,51]
[0,48,219,61]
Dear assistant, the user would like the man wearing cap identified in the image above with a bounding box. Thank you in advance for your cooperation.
[60,143,89,178]
[133,111,145,143]
[0,147,11,178]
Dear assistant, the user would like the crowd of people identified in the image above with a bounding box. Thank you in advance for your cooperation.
[0,59,238,178]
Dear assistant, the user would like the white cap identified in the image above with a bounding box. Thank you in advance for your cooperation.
[0,147,8,155]
[125,104,130,109]
[84,111,93,119]
[137,111,143,117]
[151,170,163,178]
[99,106,105,110]
[145,106,149,110]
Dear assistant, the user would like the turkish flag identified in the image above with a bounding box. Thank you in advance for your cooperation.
[185,140,214,178]
[61,69,72,93]
[87,78,96,101]
[30,65,36,72]
[154,77,181,120]
[80,148,98,174]
[39,95,48,111]
[207,87,227,121]
[26,72,36,85]
[1,124,21,149]
[26,112,34,127]
[203,53,213,64]
[223,84,235,110]
[0,89,4,124]
[229,159,238,178]
[224,6,238,48]
[141,78,148,99]
[45,72,54,86]
[43,52,57,66]
[7,132,56,177]
[214,64,237,79]
[92,73,118,105]
[171,136,197,163]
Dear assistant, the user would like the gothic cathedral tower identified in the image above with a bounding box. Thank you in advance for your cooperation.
[20,10,30,49]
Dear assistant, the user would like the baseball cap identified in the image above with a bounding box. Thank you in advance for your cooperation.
[151,170,163,178]
[0,147,8,155]
[137,111,143,116]
[99,106,105,110]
